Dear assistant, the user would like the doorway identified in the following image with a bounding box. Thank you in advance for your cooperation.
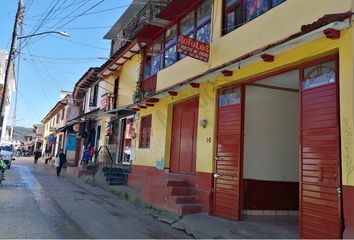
[170,97,199,174]
[243,70,300,234]
[213,56,342,238]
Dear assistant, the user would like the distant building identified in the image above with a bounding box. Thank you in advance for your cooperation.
[41,91,79,163]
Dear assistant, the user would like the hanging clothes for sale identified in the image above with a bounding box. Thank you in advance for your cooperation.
[85,128,96,148]
[89,146,94,158]
[66,134,77,151]
[82,148,90,163]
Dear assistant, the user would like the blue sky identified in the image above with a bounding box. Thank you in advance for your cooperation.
[0,0,132,128]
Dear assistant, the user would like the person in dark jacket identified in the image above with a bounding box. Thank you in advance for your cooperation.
[34,148,41,164]
[55,149,67,177]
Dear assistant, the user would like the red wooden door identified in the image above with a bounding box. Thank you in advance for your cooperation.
[213,86,243,220]
[300,58,342,238]
[170,98,199,174]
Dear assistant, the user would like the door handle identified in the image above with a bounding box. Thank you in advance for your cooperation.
[214,173,220,178]
[337,187,341,196]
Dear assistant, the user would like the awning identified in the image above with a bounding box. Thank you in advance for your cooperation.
[68,108,104,123]
[106,107,136,119]
[56,122,76,133]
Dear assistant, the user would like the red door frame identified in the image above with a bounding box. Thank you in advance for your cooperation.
[212,54,342,236]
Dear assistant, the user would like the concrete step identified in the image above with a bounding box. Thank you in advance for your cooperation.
[106,176,126,181]
[167,179,189,187]
[175,195,196,204]
[178,204,202,215]
[108,181,126,186]
[104,172,129,177]
[102,167,131,173]
[83,165,97,171]
[171,187,192,196]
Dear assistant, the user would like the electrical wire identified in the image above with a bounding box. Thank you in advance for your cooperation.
[24,47,58,103]
[26,3,130,21]
[23,23,113,30]
[52,35,110,50]
[25,0,91,19]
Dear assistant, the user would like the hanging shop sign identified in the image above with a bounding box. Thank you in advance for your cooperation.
[177,35,210,62]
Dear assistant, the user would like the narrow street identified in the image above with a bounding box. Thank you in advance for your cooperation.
[0,157,190,239]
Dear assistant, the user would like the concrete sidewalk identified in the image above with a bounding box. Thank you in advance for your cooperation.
[64,168,299,239]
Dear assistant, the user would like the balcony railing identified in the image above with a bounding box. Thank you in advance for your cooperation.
[111,0,171,56]
[141,75,157,95]
[133,75,157,103]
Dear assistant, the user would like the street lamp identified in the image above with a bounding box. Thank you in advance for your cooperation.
[18,31,70,39]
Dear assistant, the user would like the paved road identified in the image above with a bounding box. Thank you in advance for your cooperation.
[0,157,189,239]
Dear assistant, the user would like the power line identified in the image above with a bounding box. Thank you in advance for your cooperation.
[23,23,113,30]
[52,35,110,50]
[17,93,42,119]
[24,47,58,103]
[21,52,108,61]
[25,0,91,19]
[56,0,106,30]
[25,3,130,21]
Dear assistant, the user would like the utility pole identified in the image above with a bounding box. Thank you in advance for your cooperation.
[10,24,22,142]
[0,0,24,138]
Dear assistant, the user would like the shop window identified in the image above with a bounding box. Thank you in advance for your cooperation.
[223,0,244,35]
[272,0,285,6]
[144,39,162,79]
[222,0,286,35]
[302,60,336,90]
[108,120,119,144]
[196,0,212,44]
[180,12,195,36]
[164,25,177,67]
[143,0,212,77]
[196,22,211,43]
[246,0,270,21]
[219,87,241,107]
[113,77,119,108]
[139,115,152,148]
[89,84,99,107]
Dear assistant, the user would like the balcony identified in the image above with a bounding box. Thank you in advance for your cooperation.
[111,0,171,56]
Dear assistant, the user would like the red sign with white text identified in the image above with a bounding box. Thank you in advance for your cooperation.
[177,35,210,62]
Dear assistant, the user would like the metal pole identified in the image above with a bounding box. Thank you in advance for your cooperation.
[0,0,24,137]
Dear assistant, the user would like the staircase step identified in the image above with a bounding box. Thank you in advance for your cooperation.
[167,180,189,187]
[171,187,192,196]
[104,172,128,177]
[106,176,126,181]
[179,204,202,215]
[103,167,131,173]
[175,196,196,204]
[108,181,126,186]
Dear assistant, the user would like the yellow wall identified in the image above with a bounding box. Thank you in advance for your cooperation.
[135,28,354,178]
[339,26,354,186]
[102,54,141,109]
[156,0,352,91]
[117,54,141,107]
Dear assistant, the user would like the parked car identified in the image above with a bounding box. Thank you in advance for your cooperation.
[0,144,15,168]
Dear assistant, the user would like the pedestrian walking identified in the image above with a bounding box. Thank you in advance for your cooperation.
[33,148,41,164]
[55,149,66,177]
